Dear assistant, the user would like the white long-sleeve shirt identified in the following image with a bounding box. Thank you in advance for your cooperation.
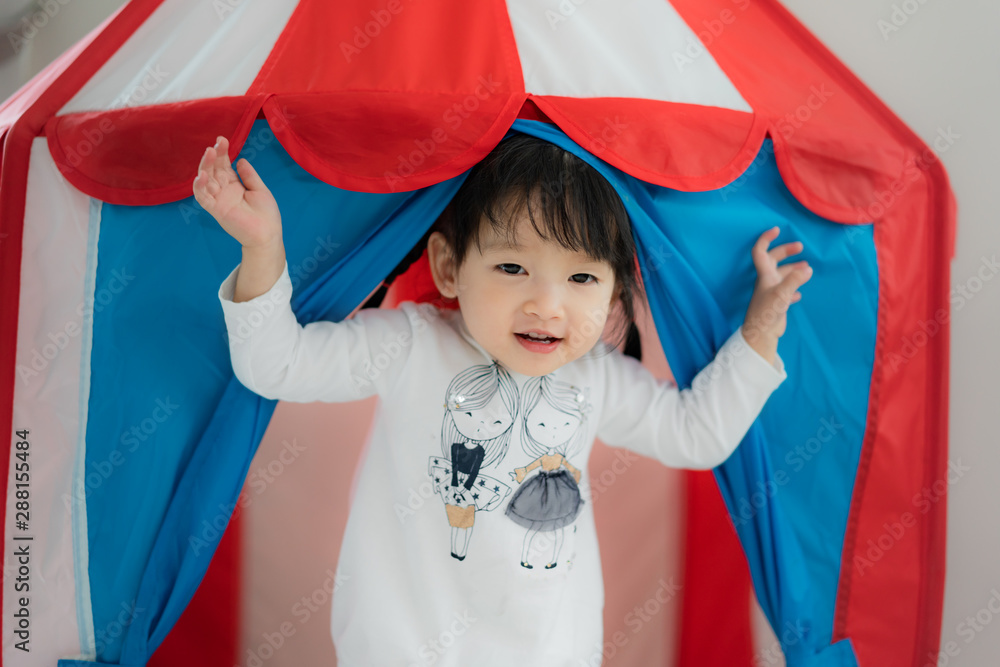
[218,260,786,667]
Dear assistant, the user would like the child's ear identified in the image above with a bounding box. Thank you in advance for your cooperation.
[427,232,459,298]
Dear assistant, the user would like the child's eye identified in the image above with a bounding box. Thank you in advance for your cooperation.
[496,264,525,275]
[497,265,598,285]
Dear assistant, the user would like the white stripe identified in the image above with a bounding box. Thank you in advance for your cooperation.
[59,0,299,114]
[71,198,102,660]
[507,0,751,112]
[4,139,96,665]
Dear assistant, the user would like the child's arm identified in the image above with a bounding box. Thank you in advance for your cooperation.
[193,136,286,302]
[196,136,418,403]
[595,327,786,469]
[596,227,811,469]
[216,261,417,402]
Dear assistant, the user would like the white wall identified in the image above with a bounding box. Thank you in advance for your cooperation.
[3,0,997,664]
[0,0,128,102]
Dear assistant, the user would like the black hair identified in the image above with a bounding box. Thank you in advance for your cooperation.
[431,132,644,357]
[368,133,644,359]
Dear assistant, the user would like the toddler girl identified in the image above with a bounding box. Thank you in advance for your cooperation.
[195,132,811,666]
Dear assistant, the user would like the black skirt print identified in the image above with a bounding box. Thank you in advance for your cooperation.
[505,469,583,531]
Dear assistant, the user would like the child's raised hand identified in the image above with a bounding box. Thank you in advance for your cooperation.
[192,136,282,249]
[740,226,813,364]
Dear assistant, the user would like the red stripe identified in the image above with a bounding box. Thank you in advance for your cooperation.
[677,470,753,666]
[247,0,524,97]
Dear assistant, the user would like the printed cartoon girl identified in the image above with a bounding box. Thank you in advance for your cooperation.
[429,362,519,561]
[506,375,591,569]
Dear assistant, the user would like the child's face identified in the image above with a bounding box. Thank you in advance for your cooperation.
[428,207,617,377]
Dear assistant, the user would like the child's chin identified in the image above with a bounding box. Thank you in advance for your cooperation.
[513,352,576,377]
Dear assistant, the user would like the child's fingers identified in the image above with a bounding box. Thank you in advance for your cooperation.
[212,140,237,181]
[775,259,809,280]
[776,263,813,301]
[193,169,215,204]
[752,227,779,258]
[767,241,805,264]
[236,158,268,192]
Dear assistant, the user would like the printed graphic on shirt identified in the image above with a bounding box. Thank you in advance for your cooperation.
[506,375,591,570]
[427,359,595,571]
[429,361,519,562]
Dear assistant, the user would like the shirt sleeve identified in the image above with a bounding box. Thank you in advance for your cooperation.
[595,326,787,470]
[217,260,418,403]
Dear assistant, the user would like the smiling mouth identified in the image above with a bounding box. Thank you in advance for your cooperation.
[516,333,561,344]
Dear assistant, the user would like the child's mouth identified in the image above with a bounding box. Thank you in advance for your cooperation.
[515,333,562,353]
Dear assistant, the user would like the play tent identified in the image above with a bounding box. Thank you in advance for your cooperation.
[0,0,956,665]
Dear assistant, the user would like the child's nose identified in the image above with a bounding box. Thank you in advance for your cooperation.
[524,282,565,320]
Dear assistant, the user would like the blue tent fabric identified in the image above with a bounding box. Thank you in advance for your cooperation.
[60,118,874,665]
